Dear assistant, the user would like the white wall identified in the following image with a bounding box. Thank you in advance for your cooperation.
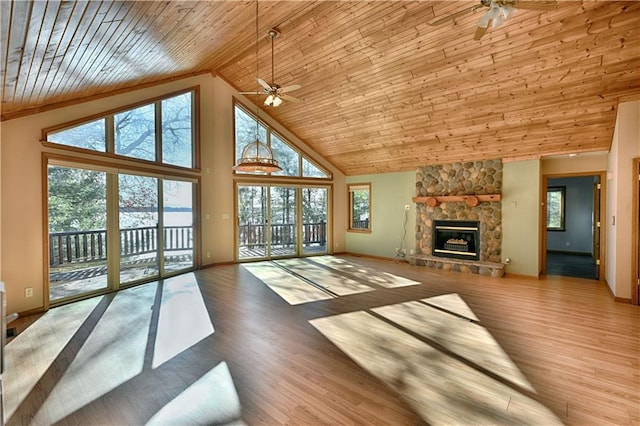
[502,159,541,276]
[345,171,416,259]
[0,74,345,314]
[607,100,640,300]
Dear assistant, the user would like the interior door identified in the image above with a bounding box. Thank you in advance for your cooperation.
[635,158,640,305]
[593,177,601,280]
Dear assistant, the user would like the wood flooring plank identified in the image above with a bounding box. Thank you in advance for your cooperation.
[4,256,639,425]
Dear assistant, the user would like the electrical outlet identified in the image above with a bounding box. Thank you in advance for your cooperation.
[404,204,410,211]
[25,287,33,298]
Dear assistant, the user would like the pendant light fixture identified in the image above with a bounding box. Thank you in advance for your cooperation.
[233,0,282,174]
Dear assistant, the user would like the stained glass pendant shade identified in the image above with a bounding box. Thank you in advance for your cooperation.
[233,139,282,173]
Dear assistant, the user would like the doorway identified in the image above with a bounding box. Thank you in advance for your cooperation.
[47,163,196,305]
[542,173,604,280]
[236,184,329,261]
[633,158,640,305]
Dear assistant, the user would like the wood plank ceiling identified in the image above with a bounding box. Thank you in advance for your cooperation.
[2,1,639,175]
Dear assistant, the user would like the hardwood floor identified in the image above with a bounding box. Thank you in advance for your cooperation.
[5,255,639,425]
[546,252,598,280]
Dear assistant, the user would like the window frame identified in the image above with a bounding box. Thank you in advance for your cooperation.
[347,182,371,233]
[42,87,200,172]
[232,99,331,180]
[546,186,566,231]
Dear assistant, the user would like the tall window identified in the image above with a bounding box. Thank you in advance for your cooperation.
[547,186,566,231]
[348,183,371,232]
[233,101,330,179]
[43,88,198,306]
[45,89,197,169]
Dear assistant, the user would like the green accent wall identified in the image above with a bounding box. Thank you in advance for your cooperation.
[502,160,541,276]
[346,171,416,259]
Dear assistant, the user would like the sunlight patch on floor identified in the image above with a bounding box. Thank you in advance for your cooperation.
[274,258,374,295]
[311,256,421,288]
[421,292,479,321]
[243,262,334,305]
[4,296,103,421]
[146,361,245,425]
[310,294,561,425]
[37,284,156,424]
[153,273,214,368]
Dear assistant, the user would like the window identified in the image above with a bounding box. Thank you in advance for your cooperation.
[46,160,196,305]
[547,186,565,231]
[348,183,371,232]
[114,103,156,161]
[44,89,196,169]
[233,101,329,178]
[271,133,300,176]
[47,118,106,152]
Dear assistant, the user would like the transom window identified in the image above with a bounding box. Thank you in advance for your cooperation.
[44,89,197,169]
[233,101,330,179]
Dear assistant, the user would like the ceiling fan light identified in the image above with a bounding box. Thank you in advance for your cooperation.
[272,95,283,107]
[487,4,501,20]
[264,94,274,106]
[502,4,516,19]
[477,13,491,28]
[493,13,505,27]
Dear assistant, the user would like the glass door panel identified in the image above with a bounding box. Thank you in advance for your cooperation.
[163,180,194,274]
[119,174,159,284]
[237,185,268,260]
[48,165,108,302]
[302,187,328,255]
[270,186,297,257]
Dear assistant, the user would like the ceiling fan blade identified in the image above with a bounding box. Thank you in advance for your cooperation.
[430,5,482,26]
[278,84,301,94]
[513,1,558,10]
[474,23,490,40]
[238,91,263,95]
[257,78,271,91]
[280,94,301,103]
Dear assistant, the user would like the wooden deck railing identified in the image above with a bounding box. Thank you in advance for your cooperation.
[49,221,326,267]
[237,221,327,249]
[49,225,193,266]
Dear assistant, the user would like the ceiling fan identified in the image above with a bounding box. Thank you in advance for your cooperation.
[240,29,302,107]
[430,0,558,40]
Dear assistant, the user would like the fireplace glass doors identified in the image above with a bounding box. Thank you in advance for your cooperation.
[433,220,480,261]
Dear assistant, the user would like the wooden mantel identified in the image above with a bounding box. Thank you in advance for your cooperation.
[412,194,501,208]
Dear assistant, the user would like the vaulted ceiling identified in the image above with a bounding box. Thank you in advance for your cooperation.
[2,1,639,175]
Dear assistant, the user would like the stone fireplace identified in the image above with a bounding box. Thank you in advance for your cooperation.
[412,159,504,277]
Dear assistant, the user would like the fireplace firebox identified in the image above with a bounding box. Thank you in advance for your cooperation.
[432,220,480,261]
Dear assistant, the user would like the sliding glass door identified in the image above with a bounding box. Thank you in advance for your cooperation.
[237,184,328,260]
[302,187,328,255]
[47,165,109,301]
[119,174,160,285]
[163,180,195,273]
[237,185,268,260]
[270,186,297,257]
[47,162,196,304]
